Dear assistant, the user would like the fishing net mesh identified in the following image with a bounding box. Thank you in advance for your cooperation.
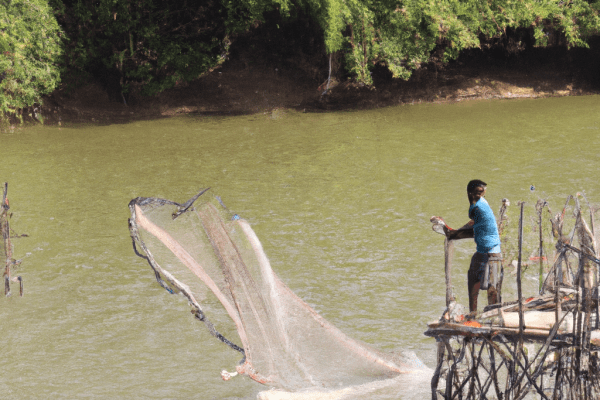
[128,191,426,393]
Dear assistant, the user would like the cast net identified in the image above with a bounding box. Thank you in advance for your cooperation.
[128,189,428,395]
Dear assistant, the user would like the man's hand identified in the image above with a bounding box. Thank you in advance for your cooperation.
[430,216,451,236]
[430,216,474,240]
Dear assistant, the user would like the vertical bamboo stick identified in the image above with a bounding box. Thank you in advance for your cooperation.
[539,203,544,293]
[1,182,11,296]
[468,341,476,398]
[555,241,562,396]
[581,250,593,375]
[583,194,599,329]
[430,340,445,400]
[487,341,502,400]
[506,357,513,400]
[0,183,23,297]
[593,204,600,330]
[552,350,562,400]
[444,237,454,307]
[444,338,456,398]
[497,198,510,304]
[574,251,584,391]
[517,202,525,351]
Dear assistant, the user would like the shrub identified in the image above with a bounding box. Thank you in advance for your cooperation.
[0,0,63,121]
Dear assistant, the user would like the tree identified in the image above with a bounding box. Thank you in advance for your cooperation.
[301,0,600,85]
[49,0,600,96]
[0,0,63,120]
[52,0,292,99]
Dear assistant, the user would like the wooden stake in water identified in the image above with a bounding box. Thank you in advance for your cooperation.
[1,183,23,297]
[444,237,454,307]
[1,182,11,296]
[517,201,525,350]
[539,202,544,293]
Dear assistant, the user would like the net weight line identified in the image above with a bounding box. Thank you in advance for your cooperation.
[128,194,246,359]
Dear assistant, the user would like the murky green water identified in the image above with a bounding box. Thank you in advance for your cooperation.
[1,96,600,398]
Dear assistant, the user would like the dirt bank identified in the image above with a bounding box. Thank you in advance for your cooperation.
[35,35,600,127]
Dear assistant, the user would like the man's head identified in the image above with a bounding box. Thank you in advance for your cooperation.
[467,179,487,203]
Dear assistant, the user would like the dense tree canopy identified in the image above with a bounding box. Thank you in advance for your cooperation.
[54,0,600,93]
[307,0,600,85]
[0,0,63,119]
[51,0,231,98]
[3,0,600,113]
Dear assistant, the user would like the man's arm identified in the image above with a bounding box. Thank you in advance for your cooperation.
[444,220,474,240]
[461,220,475,229]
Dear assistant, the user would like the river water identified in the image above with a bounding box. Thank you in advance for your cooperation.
[1,96,600,399]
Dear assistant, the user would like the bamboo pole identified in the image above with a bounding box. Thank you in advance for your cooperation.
[445,237,454,307]
[444,338,458,398]
[591,203,599,331]
[486,340,503,400]
[2,182,11,296]
[552,349,562,400]
[555,245,562,399]
[497,198,510,304]
[517,202,525,352]
[574,246,584,382]
[539,201,544,293]
[467,341,476,398]
[431,340,445,400]
[426,321,561,338]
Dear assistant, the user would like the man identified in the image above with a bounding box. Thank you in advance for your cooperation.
[463,179,502,312]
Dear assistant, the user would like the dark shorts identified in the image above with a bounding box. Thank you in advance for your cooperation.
[468,252,502,289]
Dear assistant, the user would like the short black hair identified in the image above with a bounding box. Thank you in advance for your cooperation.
[467,179,487,194]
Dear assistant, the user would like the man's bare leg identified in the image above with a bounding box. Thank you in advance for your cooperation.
[487,286,498,306]
[469,281,480,312]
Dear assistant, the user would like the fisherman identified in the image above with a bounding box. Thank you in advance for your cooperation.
[438,180,502,311]
[461,179,502,312]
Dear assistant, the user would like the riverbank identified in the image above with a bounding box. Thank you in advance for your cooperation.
[34,38,600,126]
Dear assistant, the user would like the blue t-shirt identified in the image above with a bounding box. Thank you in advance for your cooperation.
[469,197,501,254]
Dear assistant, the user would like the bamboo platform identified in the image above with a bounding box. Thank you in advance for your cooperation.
[427,196,600,399]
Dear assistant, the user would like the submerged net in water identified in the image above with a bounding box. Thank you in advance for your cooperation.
[128,189,429,395]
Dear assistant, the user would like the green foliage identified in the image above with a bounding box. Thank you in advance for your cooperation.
[223,0,292,33]
[53,0,228,96]
[299,0,600,85]
[0,0,63,119]
[53,0,297,97]
[48,0,600,95]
